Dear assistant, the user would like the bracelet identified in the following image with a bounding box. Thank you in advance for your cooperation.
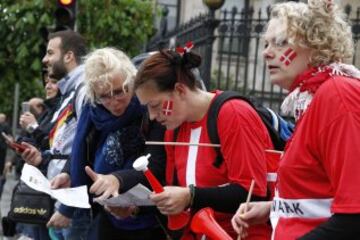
[26,122,39,133]
[188,184,195,208]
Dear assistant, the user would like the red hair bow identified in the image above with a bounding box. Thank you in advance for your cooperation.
[176,41,194,56]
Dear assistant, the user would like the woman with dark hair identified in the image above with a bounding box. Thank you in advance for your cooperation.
[19,74,61,150]
[133,47,273,239]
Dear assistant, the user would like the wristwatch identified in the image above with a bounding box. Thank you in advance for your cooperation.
[26,122,39,133]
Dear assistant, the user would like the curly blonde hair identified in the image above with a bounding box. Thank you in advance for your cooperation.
[270,0,354,66]
[84,47,137,104]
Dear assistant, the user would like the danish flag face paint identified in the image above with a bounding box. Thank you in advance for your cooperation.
[162,100,173,116]
[280,48,297,66]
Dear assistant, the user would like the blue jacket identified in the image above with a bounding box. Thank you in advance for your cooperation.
[59,97,158,230]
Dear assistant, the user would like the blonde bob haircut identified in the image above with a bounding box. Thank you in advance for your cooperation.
[270,0,354,66]
[84,47,137,104]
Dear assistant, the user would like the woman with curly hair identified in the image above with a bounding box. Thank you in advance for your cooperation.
[231,0,360,239]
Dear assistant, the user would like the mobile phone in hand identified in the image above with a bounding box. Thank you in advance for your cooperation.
[1,132,27,153]
[21,102,30,113]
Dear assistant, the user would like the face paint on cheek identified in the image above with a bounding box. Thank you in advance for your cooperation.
[162,100,173,116]
[280,48,297,66]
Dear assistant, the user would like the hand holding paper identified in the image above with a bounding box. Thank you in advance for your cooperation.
[95,183,154,207]
[21,164,90,209]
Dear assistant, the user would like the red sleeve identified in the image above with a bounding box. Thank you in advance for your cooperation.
[319,111,360,213]
[217,100,272,197]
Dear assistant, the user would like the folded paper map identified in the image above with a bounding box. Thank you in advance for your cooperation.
[21,164,90,208]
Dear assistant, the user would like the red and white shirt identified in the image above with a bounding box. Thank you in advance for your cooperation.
[271,76,360,239]
[165,91,272,240]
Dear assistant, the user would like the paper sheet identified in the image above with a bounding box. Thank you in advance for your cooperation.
[96,183,155,207]
[21,164,90,208]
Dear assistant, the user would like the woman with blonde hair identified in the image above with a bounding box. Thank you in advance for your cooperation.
[55,47,167,240]
[231,0,360,239]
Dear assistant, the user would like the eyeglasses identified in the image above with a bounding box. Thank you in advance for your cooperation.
[95,88,126,104]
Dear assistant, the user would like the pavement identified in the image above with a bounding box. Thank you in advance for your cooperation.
[0,168,20,240]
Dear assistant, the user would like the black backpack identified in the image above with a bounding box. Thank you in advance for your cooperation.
[174,91,294,168]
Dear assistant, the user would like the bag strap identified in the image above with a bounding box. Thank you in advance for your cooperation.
[49,154,69,160]
[257,107,285,150]
[207,91,256,167]
[171,91,256,169]
[207,91,285,167]
[171,90,285,170]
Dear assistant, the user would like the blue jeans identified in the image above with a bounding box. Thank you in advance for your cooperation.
[16,223,50,240]
[52,209,91,240]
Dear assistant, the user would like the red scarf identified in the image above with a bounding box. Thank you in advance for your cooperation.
[289,66,332,93]
[281,63,360,121]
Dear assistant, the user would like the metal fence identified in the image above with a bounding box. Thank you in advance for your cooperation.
[146,4,360,112]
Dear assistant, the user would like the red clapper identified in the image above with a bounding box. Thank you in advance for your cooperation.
[191,207,232,240]
[133,154,190,230]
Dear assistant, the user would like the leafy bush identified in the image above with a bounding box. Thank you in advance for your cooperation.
[0,0,154,118]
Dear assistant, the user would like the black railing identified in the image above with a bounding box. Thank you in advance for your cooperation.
[146,4,360,112]
[214,6,287,111]
[147,12,220,88]
[346,5,360,67]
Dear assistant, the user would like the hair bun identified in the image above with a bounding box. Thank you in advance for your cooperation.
[183,51,201,69]
[174,42,201,69]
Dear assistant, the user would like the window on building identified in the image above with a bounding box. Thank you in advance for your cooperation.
[156,0,179,32]
[218,0,251,57]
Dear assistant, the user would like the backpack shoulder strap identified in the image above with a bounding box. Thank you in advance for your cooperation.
[254,106,285,150]
[207,91,254,167]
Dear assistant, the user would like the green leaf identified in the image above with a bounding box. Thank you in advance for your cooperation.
[0,0,155,117]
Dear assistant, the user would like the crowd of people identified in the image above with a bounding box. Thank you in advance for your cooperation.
[0,0,359,239]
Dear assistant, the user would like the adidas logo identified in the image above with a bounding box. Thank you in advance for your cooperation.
[37,208,47,215]
[13,207,47,216]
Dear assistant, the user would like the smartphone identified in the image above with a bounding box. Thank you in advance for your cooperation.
[21,102,30,113]
[1,132,27,153]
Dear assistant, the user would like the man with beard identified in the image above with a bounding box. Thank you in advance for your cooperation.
[20,30,90,240]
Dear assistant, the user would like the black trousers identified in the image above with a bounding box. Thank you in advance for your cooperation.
[0,147,7,198]
[0,147,6,174]
[87,209,167,240]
